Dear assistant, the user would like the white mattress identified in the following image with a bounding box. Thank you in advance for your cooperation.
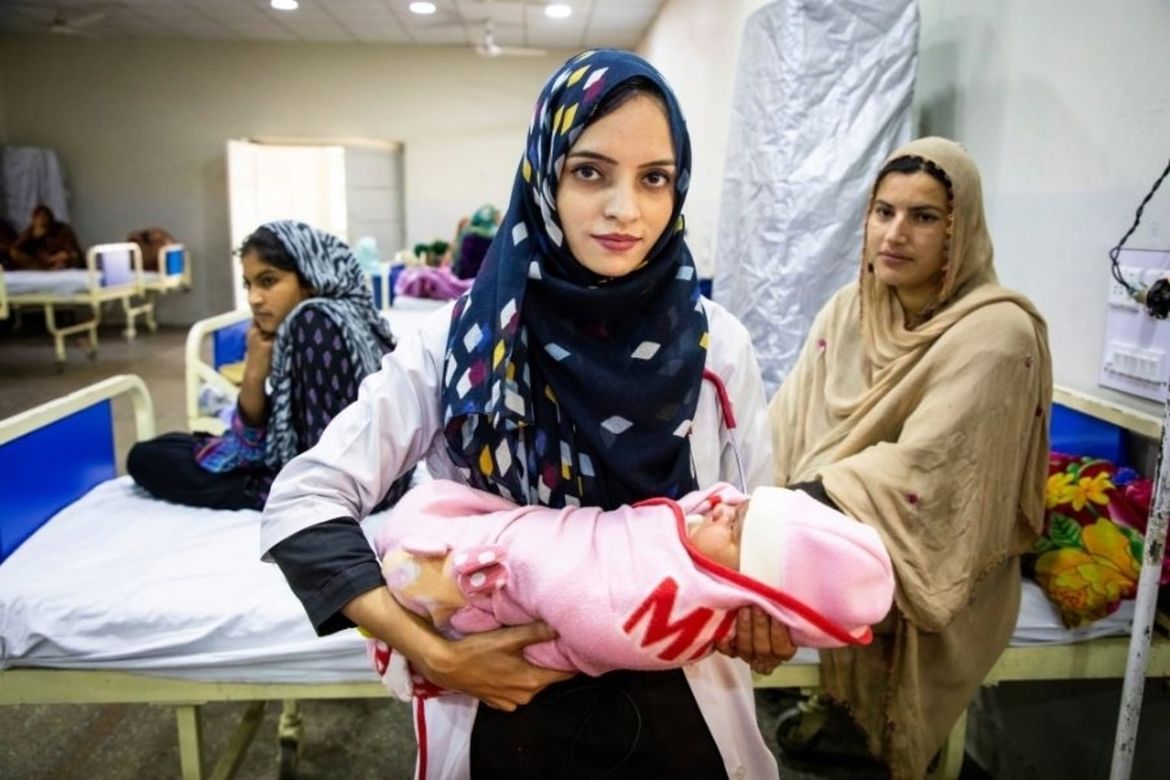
[4,269,94,296]
[380,295,446,338]
[142,271,178,283]
[0,477,387,683]
[0,476,1134,682]
[1011,577,1134,646]
[782,579,1134,666]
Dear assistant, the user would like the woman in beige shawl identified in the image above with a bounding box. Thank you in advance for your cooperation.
[769,137,1052,778]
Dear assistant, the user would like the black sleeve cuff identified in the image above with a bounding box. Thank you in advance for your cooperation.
[268,517,385,636]
[787,479,840,512]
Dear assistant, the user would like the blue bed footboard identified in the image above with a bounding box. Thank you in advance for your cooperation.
[0,402,115,562]
[0,375,154,563]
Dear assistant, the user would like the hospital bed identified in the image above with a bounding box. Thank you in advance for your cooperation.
[2,242,157,367]
[183,296,447,434]
[146,242,192,296]
[1,374,1164,780]
[754,385,1170,779]
[366,261,405,311]
[0,375,390,780]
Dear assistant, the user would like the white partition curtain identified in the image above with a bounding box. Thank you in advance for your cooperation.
[1,146,70,228]
[714,0,919,394]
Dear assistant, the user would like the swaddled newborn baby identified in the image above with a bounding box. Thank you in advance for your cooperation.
[364,480,894,698]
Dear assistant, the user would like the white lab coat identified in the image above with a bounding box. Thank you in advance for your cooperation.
[262,298,778,780]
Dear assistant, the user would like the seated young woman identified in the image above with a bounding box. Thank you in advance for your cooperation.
[10,204,83,270]
[128,220,411,511]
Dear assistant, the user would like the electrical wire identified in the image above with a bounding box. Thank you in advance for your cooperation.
[1109,156,1170,295]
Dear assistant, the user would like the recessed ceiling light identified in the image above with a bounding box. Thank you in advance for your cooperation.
[545,3,572,19]
[271,0,298,10]
[409,1,437,13]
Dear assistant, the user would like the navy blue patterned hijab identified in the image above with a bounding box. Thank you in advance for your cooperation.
[441,49,708,510]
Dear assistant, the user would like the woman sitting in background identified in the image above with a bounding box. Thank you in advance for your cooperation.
[769,138,1052,778]
[125,226,178,272]
[450,203,501,279]
[10,204,83,270]
[128,220,411,511]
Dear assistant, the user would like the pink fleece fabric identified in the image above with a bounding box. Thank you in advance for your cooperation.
[374,480,894,676]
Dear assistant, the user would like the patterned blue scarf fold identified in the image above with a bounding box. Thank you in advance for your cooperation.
[262,220,395,470]
[441,49,708,510]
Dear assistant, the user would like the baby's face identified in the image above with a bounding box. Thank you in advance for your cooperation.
[688,499,749,570]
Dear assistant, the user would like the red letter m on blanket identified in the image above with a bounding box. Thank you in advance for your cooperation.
[623,577,735,662]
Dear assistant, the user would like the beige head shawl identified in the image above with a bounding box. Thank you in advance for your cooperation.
[861,136,999,369]
[769,137,1052,777]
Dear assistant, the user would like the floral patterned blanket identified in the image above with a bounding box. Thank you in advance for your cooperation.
[1024,453,1161,628]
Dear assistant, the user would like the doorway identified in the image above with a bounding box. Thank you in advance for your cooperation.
[226,138,405,310]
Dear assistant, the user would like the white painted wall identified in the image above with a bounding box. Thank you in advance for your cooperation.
[0,57,7,144]
[0,35,567,323]
[637,0,772,278]
[915,0,1169,416]
[642,0,1170,416]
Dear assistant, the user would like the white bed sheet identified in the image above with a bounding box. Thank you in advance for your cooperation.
[1011,577,1134,646]
[0,476,385,683]
[0,475,1134,683]
[380,295,446,339]
[4,269,93,296]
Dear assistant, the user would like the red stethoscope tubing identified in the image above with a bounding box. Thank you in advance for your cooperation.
[700,369,747,492]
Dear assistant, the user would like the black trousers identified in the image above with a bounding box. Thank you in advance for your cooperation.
[469,669,727,779]
[127,432,415,513]
[127,432,268,511]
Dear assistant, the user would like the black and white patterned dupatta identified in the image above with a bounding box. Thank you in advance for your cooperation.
[262,220,395,470]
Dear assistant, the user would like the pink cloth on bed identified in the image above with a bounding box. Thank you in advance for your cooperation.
[393,266,474,301]
[374,480,893,676]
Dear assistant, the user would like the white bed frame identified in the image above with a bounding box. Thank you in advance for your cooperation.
[146,242,193,295]
[5,242,155,366]
[0,266,8,320]
[1,375,1166,780]
[0,375,386,780]
[184,309,251,434]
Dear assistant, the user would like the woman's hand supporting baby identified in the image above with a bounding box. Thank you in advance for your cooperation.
[343,586,573,711]
[717,605,797,675]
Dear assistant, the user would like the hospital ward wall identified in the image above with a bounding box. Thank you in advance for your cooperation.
[0,59,7,144]
[914,0,1169,418]
[636,0,772,279]
[916,2,1170,775]
[0,35,568,325]
[642,0,1168,419]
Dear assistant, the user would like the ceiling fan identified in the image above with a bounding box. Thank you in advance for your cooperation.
[49,8,107,38]
[3,2,109,38]
[475,20,547,58]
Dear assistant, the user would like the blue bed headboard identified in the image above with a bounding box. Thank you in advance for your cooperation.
[1050,403,1128,466]
[0,401,116,562]
[213,320,249,368]
[164,246,186,276]
[370,264,406,309]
